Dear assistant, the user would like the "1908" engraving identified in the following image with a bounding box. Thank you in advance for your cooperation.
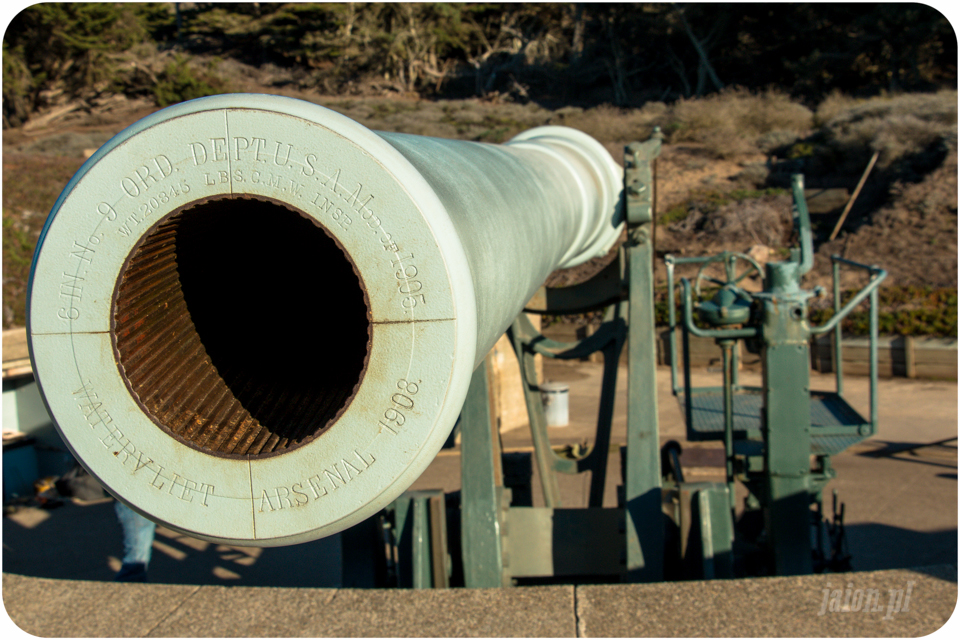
[378,379,420,434]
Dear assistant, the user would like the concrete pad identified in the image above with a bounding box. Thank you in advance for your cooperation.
[3,573,199,637]
[6,568,953,638]
[575,566,958,637]
[829,445,957,572]
[153,584,574,637]
[319,586,575,637]
[146,585,340,637]
[4,576,575,638]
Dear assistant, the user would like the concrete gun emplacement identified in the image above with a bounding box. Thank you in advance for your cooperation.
[26,94,624,547]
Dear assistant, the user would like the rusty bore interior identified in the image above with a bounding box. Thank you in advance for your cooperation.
[112,196,371,458]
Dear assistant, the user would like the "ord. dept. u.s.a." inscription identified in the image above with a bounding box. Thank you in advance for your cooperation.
[187,133,430,314]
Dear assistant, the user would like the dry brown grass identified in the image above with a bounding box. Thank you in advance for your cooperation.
[816,90,958,171]
[318,98,557,141]
[669,88,814,158]
[2,153,87,326]
[550,102,667,144]
[811,148,958,289]
[666,193,794,251]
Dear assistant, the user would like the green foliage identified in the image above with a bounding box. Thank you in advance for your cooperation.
[169,4,958,103]
[3,3,956,125]
[2,40,30,93]
[2,40,32,127]
[809,286,958,337]
[660,204,693,226]
[5,3,149,91]
[2,215,33,269]
[2,3,177,124]
[180,3,495,93]
[787,142,816,159]
[152,57,229,107]
[728,188,788,201]
[3,213,39,327]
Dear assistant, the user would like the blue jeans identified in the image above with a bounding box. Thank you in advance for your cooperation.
[115,501,156,572]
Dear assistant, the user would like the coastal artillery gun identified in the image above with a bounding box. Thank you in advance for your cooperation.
[27,93,623,548]
[27,94,883,587]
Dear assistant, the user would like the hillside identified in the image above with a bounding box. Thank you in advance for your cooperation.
[4,71,957,335]
[3,3,957,335]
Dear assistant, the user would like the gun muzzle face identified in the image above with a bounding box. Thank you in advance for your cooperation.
[28,95,479,546]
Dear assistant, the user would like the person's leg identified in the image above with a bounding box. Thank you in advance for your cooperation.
[114,501,156,582]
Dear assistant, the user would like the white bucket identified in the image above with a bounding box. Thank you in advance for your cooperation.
[540,381,570,427]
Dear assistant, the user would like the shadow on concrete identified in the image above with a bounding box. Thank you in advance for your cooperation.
[861,439,957,456]
[5,497,955,589]
[857,440,958,471]
[3,498,342,588]
[904,563,958,582]
[844,523,957,576]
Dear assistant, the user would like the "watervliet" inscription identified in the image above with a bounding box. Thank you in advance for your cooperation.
[72,382,214,506]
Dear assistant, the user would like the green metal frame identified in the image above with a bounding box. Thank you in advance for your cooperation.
[384,489,451,588]
[623,132,667,579]
[459,356,510,588]
[507,311,626,509]
[664,174,886,575]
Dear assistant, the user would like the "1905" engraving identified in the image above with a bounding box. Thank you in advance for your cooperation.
[391,253,426,312]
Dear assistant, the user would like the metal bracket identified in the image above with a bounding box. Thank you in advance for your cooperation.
[624,127,663,226]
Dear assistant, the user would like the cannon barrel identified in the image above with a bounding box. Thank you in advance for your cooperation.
[27,94,623,546]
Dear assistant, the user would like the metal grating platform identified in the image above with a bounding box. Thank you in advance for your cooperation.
[678,388,870,455]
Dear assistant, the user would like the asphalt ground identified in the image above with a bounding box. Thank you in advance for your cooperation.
[3,361,957,636]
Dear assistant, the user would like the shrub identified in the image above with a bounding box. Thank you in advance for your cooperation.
[153,57,230,107]
[668,88,814,158]
[816,90,958,171]
[660,189,790,248]
[4,4,152,96]
[809,286,958,337]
